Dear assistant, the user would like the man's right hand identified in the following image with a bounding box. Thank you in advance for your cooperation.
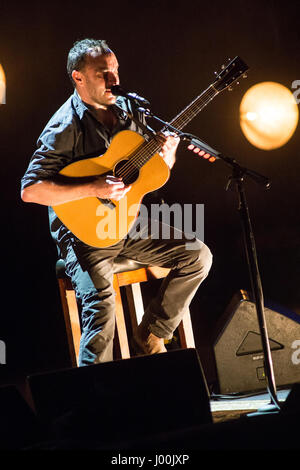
[91,175,131,200]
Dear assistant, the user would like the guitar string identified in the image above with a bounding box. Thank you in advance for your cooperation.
[117,86,217,177]
[115,103,216,182]
[116,87,217,181]
[115,63,244,179]
[115,87,218,181]
[116,91,217,181]
[115,102,215,182]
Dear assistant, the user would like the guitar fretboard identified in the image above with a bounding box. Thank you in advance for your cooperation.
[129,84,219,170]
[169,85,218,131]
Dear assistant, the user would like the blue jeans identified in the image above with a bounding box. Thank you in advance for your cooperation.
[59,220,212,366]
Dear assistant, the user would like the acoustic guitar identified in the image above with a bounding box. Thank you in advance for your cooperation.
[53,56,248,247]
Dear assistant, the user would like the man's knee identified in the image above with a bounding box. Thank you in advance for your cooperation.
[200,242,213,273]
[189,239,213,276]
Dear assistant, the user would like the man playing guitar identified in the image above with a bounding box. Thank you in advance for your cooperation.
[21,39,213,366]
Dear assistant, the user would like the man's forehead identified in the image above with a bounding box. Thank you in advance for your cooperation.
[85,50,118,68]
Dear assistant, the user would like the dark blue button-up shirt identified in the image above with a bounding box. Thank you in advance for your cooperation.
[21,90,148,246]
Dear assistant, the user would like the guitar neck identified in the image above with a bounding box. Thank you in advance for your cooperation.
[168,84,219,131]
[133,84,219,169]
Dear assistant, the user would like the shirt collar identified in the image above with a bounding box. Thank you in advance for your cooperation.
[72,89,129,121]
[72,89,89,120]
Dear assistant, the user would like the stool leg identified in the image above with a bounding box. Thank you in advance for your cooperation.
[113,275,131,359]
[177,310,195,348]
[57,278,80,367]
[125,283,145,334]
[124,282,196,350]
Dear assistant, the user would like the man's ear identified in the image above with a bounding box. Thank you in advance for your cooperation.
[72,70,83,87]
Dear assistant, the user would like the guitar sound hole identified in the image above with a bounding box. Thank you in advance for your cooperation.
[114,160,139,185]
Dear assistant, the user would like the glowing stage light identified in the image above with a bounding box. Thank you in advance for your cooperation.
[0,64,6,104]
[240,82,299,150]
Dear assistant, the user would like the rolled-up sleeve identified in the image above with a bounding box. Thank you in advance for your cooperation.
[21,117,76,191]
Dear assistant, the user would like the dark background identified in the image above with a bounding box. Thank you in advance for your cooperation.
[1,0,299,386]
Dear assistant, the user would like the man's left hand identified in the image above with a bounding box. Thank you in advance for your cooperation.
[156,132,180,169]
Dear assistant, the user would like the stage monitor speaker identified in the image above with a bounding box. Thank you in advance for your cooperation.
[214,290,300,394]
[27,348,212,445]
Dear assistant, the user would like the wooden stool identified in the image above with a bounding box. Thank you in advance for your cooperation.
[56,256,195,366]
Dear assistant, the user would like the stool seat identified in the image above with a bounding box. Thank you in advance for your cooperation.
[56,257,196,366]
[56,256,150,278]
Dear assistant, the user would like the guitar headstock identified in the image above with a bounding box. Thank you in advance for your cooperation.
[213,56,249,92]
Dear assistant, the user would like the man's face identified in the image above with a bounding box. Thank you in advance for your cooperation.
[73,51,120,109]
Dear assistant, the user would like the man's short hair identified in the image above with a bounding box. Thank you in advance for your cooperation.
[67,38,112,86]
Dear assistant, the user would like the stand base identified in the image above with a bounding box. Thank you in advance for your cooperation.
[247,402,281,417]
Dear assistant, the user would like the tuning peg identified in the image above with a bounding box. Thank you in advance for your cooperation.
[243,73,248,79]
[228,57,231,61]
[228,86,233,92]
[221,64,225,70]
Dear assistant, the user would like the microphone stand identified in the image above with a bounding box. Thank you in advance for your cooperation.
[222,157,281,414]
[138,106,281,413]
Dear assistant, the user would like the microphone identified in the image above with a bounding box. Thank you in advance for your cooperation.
[111,85,150,106]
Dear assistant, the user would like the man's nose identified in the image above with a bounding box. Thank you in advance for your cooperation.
[106,71,119,87]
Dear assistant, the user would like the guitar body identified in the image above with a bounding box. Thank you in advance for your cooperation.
[53,130,170,247]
